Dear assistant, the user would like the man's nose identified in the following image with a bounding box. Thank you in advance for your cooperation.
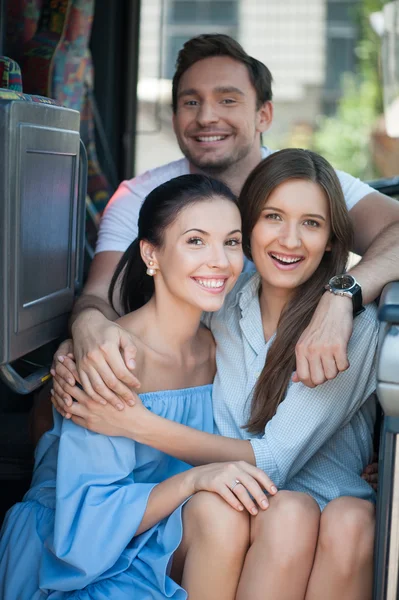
[196,102,219,126]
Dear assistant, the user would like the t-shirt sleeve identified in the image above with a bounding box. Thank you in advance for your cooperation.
[95,180,144,254]
[250,305,379,488]
[335,169,375,212]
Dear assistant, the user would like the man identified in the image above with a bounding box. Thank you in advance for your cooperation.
[54,34,399,409]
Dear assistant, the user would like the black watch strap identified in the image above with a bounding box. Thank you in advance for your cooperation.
[352,284,365,317]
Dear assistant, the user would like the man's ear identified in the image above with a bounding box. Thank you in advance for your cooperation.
[140,240,159,269]
[256,101,273,134]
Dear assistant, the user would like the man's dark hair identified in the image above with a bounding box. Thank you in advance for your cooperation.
[172,34,273,113]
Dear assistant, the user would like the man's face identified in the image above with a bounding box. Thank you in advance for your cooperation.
[173,56,272,174]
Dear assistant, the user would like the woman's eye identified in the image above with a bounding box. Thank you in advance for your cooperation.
[187,237,204,246]
[304,219,320,228]
[265,213,281,221]
[225,238,242,247]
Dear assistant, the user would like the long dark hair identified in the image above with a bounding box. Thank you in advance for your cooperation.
[239,149,353,434]
[109,174,238,314]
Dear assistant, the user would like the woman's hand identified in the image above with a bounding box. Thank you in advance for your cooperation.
[70,310,141,408]
[361,455,378,492]
[189,461,278,516]
[52,373,146,438]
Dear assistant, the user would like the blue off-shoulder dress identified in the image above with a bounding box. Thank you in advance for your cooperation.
[0,385,213,600]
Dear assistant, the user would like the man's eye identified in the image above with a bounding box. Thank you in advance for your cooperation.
[304,219,320,228]
[225,238,242,247]
[184,100,199,106]
[187,237,204,245]
[221,98,236,104]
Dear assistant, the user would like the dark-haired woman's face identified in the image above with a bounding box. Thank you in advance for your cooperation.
[250,179,331,296]
[152,196,243,312]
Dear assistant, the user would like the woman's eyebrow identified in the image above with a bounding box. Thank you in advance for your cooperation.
[264,206,326,221]
[182,228,208,235]
[182,228,242,235]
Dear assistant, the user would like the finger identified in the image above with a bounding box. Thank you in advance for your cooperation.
[50,388,67,418]
[51,383,73,417]
[54,362,77,387]
[101,350,141,392]
[77,368,114,407]
[120,334,137,371]
[214,486,245,512]
[332,343,350,373]
[362,473,378,484]
[92,356,138,406]
[238,462,278,496]
[52,378,74,407]
[320,353,339,381]
[51,339,74,370]
[294,350,314,388]
[58,355,80,384]
[54,378,91,405]
[307,354,327,387]
[364,463,378,475]
[230,481,259,515]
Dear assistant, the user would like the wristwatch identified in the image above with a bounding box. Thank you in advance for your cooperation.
[324,274,365,317]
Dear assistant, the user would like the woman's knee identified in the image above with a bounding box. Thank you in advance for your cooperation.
[318,497,375,576]
[182,491,250,552]
[251,491,320,564]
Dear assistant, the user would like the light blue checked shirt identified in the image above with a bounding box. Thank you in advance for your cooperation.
[204,272,378,509]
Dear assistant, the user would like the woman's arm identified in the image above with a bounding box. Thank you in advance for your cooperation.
[43,411,274,592]
[53,306,379,487]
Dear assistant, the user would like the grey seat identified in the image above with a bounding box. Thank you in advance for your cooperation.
[373,282,399,600]
[0,95,86,394]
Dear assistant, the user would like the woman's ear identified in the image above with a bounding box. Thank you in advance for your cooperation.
[140,240,159,270]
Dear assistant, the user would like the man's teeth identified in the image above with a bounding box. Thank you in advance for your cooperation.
[195,279,225,289]
[196,135,226,142]
[271,253,302,264]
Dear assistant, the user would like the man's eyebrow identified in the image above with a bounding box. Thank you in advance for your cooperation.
[263,207,326,222]
[177,86,245,99]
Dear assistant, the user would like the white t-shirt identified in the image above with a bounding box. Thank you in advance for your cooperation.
[95,146,375,254]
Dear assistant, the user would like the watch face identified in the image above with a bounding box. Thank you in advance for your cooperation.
[331,274,355,290]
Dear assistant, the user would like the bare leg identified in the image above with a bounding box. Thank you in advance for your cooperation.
[171,491,250,600]
[305,496,375,600]
[236,490,321,600]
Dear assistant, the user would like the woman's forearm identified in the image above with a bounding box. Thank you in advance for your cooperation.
[135,469,195,536]
[136,411,255,467]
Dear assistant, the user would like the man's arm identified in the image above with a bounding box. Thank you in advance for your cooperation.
[294,190,399,387]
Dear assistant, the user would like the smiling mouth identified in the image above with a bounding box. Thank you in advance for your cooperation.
[269,252,304,265]
[195,135,228,143]
[191,277,227,291]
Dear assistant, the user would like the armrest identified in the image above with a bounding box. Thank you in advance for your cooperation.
[378,282,399,324]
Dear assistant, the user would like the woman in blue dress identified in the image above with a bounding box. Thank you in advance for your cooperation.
[51,149,378,600]
[0,174,278,599]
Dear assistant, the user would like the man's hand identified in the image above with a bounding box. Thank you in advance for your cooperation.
[293,292,353,387]
[70,310,140,409]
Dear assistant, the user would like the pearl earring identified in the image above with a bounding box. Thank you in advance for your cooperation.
[146,260,156,276]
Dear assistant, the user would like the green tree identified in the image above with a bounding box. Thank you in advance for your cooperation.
[313,0,384,179]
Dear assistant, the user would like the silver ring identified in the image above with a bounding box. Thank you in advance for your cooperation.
[231,479,241,491]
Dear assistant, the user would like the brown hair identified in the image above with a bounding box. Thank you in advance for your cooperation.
[239,149,353,434]
[172,34,273,113]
